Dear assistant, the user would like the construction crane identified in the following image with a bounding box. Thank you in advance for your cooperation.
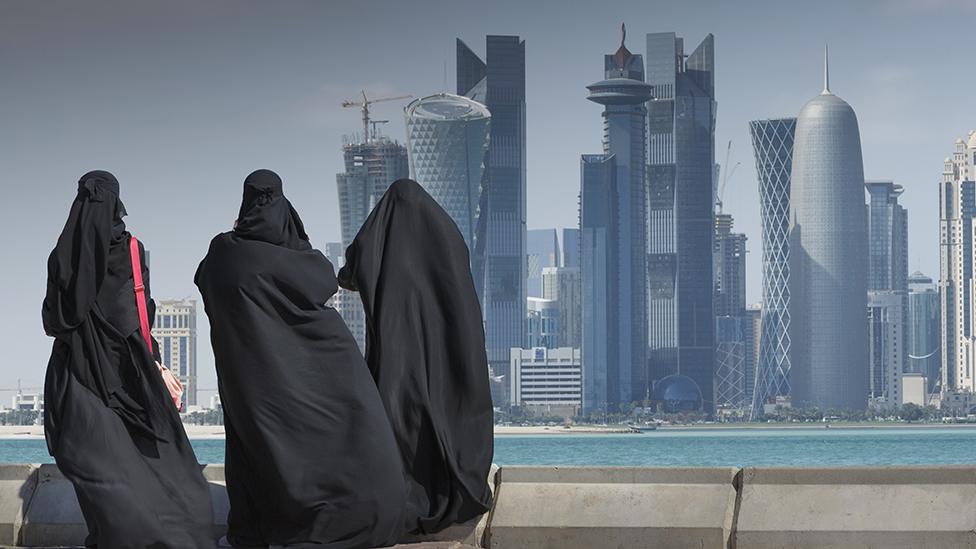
[341,90,412,144]
[716,140,740,214]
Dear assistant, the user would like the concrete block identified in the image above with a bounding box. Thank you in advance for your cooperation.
[400,464,499,548]
[202,464,229,538]
[735,467,976,548]
[488,466,738,549]
[20,465,84,547]
[0,464,38,545]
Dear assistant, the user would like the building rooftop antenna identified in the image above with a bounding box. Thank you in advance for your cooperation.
[341,90,412,144]
[822,44,831,95]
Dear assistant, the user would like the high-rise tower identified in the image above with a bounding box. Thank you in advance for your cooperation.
[457,35,527,396]
[788,48,869,410]
[335,133,409,351]
[404,93,490,254]
[940,132,976,393]
[645,32,717,412]
[749,117,795,415]
[580,25,651,412]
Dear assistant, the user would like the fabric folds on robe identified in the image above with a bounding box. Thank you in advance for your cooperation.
[42,171,214,549]
[338,179,494,534]
[194,170,407,548]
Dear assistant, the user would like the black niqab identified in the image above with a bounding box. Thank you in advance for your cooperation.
[195,170,407,548]
[338,179,494,534]
[42,171,214,549]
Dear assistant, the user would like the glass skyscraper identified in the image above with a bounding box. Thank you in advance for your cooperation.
[907,272,940,392]
[866,181,908,293]
[404,93,490,254]
[865,181,909,405]
[713,214,748,408]
[527,229,560,298]
[457,35,527,392]
[646,32,717,412]
[580,27,651,413]
[749,117,795,415]
[788,52,869,410]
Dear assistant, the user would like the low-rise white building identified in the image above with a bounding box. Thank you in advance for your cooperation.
[509,347,581,418]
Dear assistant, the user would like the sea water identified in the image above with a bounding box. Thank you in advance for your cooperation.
[4,427,976,466]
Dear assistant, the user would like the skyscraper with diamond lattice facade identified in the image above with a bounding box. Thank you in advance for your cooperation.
[404,93,490,255]
[749,117,795,415]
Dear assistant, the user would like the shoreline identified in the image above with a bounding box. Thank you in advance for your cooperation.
[0,422,973,440]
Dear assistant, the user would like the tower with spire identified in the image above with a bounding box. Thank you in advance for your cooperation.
[787,46,870,410]
[580,24,652,413]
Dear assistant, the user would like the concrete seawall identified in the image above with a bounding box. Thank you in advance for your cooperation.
[0,464,974,548]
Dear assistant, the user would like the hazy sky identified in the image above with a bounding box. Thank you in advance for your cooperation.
[3,0,973,400]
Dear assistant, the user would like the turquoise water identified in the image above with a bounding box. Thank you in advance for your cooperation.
[7,428,976,466]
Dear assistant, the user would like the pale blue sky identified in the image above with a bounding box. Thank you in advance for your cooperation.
[2,0,972,399]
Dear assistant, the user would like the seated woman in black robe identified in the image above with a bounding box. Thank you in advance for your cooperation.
[42,171,215,549]
[338,179,494,534]
[194,170,406,549]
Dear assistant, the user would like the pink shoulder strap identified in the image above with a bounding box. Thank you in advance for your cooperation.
[129,236,154,354]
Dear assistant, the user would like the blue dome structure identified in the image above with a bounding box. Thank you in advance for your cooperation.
[651,375,703,413]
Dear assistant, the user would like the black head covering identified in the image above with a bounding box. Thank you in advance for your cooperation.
[338,179,494,534]
[44,171,127,336]
[234,169,309,249]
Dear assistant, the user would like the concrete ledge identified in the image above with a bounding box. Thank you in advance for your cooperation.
[736,466,976,549]
[488,466,738,549]
[201,464,229,538]
[0,465,37,546]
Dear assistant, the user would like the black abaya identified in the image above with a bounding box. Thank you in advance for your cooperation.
[338,179,494,534]
[42,171,215,549]
[194,170,406,548]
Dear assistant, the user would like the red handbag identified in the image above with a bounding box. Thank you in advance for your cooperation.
[130,236,185,411]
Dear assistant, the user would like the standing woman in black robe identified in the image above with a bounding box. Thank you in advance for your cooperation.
[42,171,215,549]
[338,179,494,534]
[194,170,406,548]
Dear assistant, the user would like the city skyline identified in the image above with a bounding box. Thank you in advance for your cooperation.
[2,0,971,396]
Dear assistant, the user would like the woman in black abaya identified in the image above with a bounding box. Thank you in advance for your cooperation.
[42,171,215,549]
[338,179,494,534]
[194,170,406,548]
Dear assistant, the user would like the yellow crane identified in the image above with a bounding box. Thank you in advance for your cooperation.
[341,90,412,143]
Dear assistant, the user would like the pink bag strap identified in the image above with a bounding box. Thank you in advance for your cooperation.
[129,236,154,355]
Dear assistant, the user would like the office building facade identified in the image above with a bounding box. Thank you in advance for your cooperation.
[335,134,409,351]
[646,32,717,413]
[713,214,748,408]
[580,27,651,413]
[152,299,198,409]
[509,347,582,417]
[542,266,581,349]
[527,297,560,349]
[907,271,940,392]
[749,117,795,415]
[457,35,528,397]
[527,229,560,298]
[404,93,491,254]
[940,133,976,393]
[788,53,869,410]
[867,291,906,405]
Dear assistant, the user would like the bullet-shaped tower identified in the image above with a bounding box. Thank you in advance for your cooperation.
[788,47,869,410]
